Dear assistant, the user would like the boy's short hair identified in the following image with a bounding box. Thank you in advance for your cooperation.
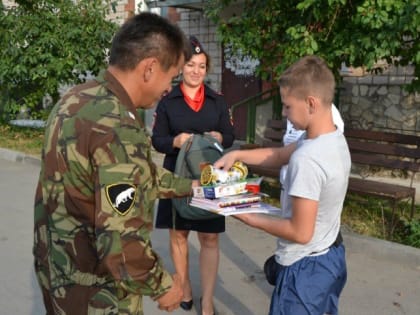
[278,55,336,105]
[109,12,191,71]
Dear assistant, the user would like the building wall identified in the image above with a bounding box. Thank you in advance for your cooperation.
[339,65,419,135]
[170,8,222,92]
[107,0,153,23]
[107,0,135,24]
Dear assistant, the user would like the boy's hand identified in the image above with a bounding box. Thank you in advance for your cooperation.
[213,151,239,171]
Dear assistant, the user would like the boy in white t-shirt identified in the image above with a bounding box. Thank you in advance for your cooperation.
[214,56,351,315]
[280,104,344,208]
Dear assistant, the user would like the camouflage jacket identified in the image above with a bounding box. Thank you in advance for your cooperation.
[33,70,192,303]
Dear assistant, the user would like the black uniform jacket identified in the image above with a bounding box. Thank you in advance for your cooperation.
[152,84,235,171]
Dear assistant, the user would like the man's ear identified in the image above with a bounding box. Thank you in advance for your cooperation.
[140,58,157,82]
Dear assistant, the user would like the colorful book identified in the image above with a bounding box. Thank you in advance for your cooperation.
[190,193,262,208]
[189,200,282,216]
[192,177,263,199]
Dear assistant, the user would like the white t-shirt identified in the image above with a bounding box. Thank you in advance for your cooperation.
[280,104,344,185]
[275,129,351,266]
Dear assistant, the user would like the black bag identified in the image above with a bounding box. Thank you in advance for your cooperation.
[264,254,283,286]
[172,134,224,220]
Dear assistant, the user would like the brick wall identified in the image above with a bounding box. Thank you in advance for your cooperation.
[107,0,136,24]
[168,8,222,92]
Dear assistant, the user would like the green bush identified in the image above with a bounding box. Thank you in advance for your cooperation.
[205,0,420,92]
[0,0,118,122]
[400,218,420,248]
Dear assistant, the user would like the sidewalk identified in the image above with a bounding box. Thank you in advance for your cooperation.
[0,148,419,315]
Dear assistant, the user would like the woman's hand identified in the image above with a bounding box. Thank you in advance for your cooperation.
[205,131,223,143]
[173,133,193,148]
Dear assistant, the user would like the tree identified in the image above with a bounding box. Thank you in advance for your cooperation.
[205,0,419,91]
[0,0,118,121]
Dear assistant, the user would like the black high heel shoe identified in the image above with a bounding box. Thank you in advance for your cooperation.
[180,299,193,311]
[200,297,216,315]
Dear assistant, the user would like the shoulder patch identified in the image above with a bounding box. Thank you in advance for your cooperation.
[106,183,137,215]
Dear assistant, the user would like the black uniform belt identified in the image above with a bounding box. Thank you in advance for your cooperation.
[332,231,343,247]
[310,231,343,255]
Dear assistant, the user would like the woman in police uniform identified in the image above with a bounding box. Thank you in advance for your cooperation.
[152,36,234,315]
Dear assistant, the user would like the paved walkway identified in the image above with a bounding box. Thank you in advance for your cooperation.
[0,148,419,315]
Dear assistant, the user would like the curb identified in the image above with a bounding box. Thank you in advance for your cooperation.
[0,148,41,166]
[342,230,420,269]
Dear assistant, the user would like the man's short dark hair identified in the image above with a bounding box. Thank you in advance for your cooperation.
[109,12,191,71]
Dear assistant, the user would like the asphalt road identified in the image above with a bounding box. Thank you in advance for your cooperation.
[0,150,419,315]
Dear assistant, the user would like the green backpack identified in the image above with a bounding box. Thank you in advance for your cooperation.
[172,134,224,220]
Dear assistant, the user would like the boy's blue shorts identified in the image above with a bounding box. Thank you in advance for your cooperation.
[269,244,347,315]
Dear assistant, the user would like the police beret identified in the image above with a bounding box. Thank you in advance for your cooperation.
[189,36,205,54]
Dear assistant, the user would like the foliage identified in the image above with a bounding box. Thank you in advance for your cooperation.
[205,0,420,91]
[400,218,420,247]
[0,0,118,122]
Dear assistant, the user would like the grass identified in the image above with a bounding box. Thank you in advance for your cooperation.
[1,123,419,248]
[0,124,44,158]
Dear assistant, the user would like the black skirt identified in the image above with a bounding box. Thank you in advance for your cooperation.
[155,199,225,233]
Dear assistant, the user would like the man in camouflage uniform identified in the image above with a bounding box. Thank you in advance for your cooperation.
[33,12,194,315]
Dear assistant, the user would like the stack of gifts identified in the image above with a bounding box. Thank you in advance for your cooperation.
[191,162,281,216]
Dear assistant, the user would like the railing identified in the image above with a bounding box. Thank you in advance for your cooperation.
[231,87,282,143]
[231,86,343,144]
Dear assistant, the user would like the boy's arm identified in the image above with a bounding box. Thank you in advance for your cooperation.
[214,143,297,171]
[234,196,318,244]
